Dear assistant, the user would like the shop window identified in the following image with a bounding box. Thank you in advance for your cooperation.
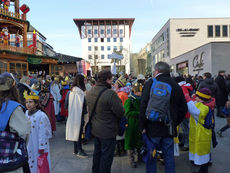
[223,25,228,37]
[9,62,27,76]
[215,25,220,37]
[0,61,7,74]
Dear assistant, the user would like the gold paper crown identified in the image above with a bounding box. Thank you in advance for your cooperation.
[23,91,39,100]
[61,81,67,86]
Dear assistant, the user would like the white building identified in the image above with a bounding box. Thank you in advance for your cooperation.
[150,18,230,74]
[74,18,135,74]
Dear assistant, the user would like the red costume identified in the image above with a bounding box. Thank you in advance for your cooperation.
[60,87,69,117]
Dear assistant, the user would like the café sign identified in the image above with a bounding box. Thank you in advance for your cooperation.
[193,52,204,73]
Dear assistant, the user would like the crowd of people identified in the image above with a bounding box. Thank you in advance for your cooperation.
[0,61,230,173]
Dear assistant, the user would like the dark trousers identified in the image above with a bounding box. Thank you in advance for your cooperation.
[146,137,175,173]
[92,137,116,173]
[199,163,209,173]
[216,106,224,117]
[74,120,84,153]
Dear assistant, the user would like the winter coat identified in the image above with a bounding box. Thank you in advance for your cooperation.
[124,94,142,150]
[86,82,125,139]
[198,78,217,97]
[215,75,228,106]
[139,73,188,137]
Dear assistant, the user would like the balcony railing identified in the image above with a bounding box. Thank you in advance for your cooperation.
[0,43,34,54]
[0,8,24,20]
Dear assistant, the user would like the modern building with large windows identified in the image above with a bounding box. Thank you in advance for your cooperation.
[150,18,230,74]
[74,18,135,74]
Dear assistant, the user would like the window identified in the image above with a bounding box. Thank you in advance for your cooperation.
[113,29,117,35]
[88,46,91,51]
[94,38,98,42]
[88,55,92,59]
[9,62,28,75]
[120,29,123,35]
[0,60,7,74]
[88,38,91,42]
[101,38,104,42]
[101,29,104,35]
[95,55,98,59]
[107,38,110,42]
[101,55,105,59]
[94,29,98,34]
[120,46,123,51]
[120,38,123,42]
[107,55,110,59]
[107,29,111,34]
[215,25,220,37]
[114,46,117,51]
[88,29,92,34]
[223,25,228,37]
[107,46,111,51]
[95,46,98,51]
[208,26,213,37]
[101,46,104,51]
[113,38,117,42]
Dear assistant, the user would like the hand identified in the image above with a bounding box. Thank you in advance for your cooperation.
[142,129,146,134]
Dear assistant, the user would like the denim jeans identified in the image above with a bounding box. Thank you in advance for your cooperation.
[146,137,175,173]
[181,118,189,148]
[92,137,116,173]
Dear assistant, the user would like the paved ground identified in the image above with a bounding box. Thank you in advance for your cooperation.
[50,115,230,173]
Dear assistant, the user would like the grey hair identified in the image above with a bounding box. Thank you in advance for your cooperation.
[154,62,170,74]
[20,76,30,83]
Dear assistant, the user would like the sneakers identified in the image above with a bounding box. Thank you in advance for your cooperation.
[217,130,223,137]
[74,150,88,158]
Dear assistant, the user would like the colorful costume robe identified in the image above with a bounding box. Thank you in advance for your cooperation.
[26,110,52,173]
[188,101,212,165]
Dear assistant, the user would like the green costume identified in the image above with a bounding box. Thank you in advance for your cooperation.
[124,94,142,150]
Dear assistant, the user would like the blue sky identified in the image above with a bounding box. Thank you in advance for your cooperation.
[20,0,230,58]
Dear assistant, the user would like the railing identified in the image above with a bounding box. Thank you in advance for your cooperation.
[0,43,34,54]
[0,8,24,20]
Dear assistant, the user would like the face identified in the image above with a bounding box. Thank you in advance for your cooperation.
[26,79,30,85]
[26,99,38,111]
[153,70,159,77]
[195,96,203,103]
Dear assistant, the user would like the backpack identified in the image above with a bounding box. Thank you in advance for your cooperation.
[0,101,28,172]
[145,78,172,124]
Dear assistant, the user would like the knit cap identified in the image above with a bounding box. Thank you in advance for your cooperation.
[116,75,127,88]
[196,88,212,101]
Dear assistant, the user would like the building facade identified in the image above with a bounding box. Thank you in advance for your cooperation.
[74,18,135,74]
[169,42,230,76]
[150,18,230,74]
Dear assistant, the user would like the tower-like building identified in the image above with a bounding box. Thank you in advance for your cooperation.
[74,18,135,74]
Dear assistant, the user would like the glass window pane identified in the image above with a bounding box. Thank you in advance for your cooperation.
[10,63,15,70]
[215,25,220,37]
[223,25,228,37]
[208,26,213,37]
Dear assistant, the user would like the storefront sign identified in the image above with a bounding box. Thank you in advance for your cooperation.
[27,57,42,64]
[193,52,204,72]
[176,28,199,37]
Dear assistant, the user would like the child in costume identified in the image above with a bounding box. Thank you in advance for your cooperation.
[184,88,213,173]
[124,81,142,168]
[59,80,70,119]
[25,91,52,173]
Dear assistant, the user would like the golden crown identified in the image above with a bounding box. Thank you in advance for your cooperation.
[23,91,39,100]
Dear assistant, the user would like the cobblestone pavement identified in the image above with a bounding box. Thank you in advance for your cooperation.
[50,115,230,173]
